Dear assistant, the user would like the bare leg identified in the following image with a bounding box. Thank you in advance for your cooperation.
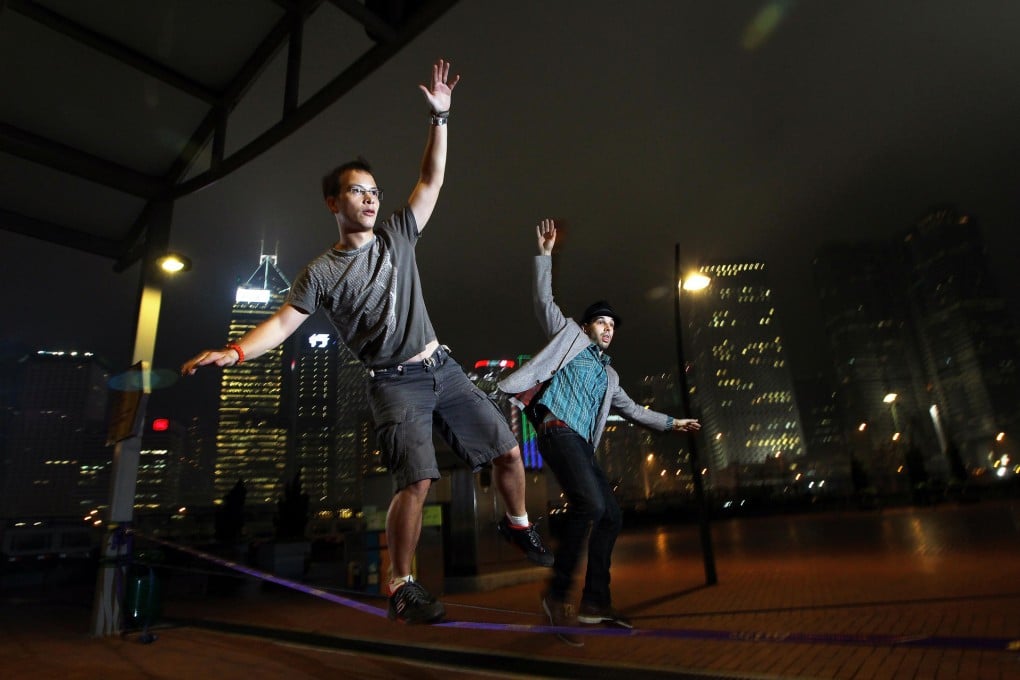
[386,478,431,580]
[491,445,527,516]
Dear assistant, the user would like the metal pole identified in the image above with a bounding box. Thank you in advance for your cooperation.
[91,201,173,636]
[673,244,717,586]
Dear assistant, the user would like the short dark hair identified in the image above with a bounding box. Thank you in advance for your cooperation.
[321,157,374,200]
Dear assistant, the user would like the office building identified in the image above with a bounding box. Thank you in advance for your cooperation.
[902,206,1020,471]
[214,247,292,505]
[813,205,1020,482]
[1,350,111,518]
[813,241,934,490]
[290,331,372,509]
[682,262,806,487]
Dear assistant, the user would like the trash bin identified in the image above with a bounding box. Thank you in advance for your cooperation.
[125,567,161,628]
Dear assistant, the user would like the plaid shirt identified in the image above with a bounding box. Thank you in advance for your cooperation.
[537,343,611,443]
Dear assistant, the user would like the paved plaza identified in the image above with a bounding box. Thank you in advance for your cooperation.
[3,499,1019,679]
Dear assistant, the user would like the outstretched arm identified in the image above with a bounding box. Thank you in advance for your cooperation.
[610,384,701,433]
[408,58,460,231]
[180,303,309,375]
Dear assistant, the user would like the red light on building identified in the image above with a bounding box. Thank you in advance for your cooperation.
[474,359,516,370]
[151,418,170,432]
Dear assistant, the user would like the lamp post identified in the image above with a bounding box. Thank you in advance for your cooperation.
[91,201,188,636]
[673,245,717,585]
[883,392,901,437]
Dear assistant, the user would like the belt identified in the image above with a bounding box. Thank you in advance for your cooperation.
[368,344,450,378]
[536,418,570,434]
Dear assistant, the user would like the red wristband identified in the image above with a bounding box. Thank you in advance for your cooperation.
[226,342,245,364]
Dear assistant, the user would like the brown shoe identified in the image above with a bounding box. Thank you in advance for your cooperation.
[578,602,633,628]
[542,595,584,647]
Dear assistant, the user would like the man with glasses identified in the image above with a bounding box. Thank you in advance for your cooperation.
[182,59,551,624]
[499,219,700,645]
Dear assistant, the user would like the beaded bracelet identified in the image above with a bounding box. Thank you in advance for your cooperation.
[226,342,245,364]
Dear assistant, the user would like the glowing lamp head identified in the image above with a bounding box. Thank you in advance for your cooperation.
[156,252,192,274]
[682,273,711,292]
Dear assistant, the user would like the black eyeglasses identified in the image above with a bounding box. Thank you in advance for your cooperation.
[345,185,383,200]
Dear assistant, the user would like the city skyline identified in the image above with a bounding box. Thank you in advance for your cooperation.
[4,3,1020,431]
[6,206,1020,517]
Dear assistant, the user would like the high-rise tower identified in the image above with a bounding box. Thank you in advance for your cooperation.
[903,207,1020,470]
[289,330,371,508]
[813,205,1020,480]
[214,246,292,505]
[1,350,111,518]
[683,262,806,482]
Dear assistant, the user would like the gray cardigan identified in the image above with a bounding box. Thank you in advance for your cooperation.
[497,256,675,449]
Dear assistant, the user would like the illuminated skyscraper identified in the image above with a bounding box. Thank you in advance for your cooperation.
[903,207,1020,469]
[1,350,111,518]
[816,206,1020,477]
[334,337,374,503]
[214,247,292,505]
[290,332,336,508]
[134,417,192,511]
[813,240,932,489]
[290,331,371,508]
[683,262,806,478]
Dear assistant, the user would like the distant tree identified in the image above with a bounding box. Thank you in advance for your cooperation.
[850,455,871,494]
[945,439,968,483]
[275,469,310,541]
[214,479,246,545]
[904,445,929,486]
[904,444,931,505]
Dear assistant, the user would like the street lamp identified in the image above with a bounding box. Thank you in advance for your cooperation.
[673,246,717,586]
[683,273,712,292]
[156,251,192,274]
[92,201,189,636]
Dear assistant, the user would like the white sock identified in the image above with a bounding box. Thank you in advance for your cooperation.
[389,574,413,594]
[507,512,530,528]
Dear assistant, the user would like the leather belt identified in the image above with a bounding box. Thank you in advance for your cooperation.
[536,418,570,434]
[369,345,449,378]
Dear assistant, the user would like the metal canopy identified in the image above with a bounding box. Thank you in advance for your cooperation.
[0,0,458,270]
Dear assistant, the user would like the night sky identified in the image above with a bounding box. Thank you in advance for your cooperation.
[4,1,1020,426]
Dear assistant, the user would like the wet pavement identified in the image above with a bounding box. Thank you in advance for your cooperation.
[3,499,1020,679]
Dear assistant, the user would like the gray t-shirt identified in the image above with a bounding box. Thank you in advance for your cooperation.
[286,206,437,369]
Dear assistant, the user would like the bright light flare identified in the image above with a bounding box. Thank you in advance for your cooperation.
[682,273,712,292]
[156,252,191,274]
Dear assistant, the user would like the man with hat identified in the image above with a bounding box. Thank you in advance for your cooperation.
[498,218,700,645]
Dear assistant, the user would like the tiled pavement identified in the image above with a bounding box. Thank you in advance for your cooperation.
[3,499,1019,679]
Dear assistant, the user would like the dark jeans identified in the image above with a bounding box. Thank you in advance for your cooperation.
[538,425,622,607]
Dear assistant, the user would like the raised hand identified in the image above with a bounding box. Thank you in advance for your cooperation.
[419,58,460,113]
[536,218,557,256]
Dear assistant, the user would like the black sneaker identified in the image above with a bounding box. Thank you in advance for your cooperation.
[387,581,445,624]
[578,602,633,628]
[497,518,554,567]
[542,595,584,647]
